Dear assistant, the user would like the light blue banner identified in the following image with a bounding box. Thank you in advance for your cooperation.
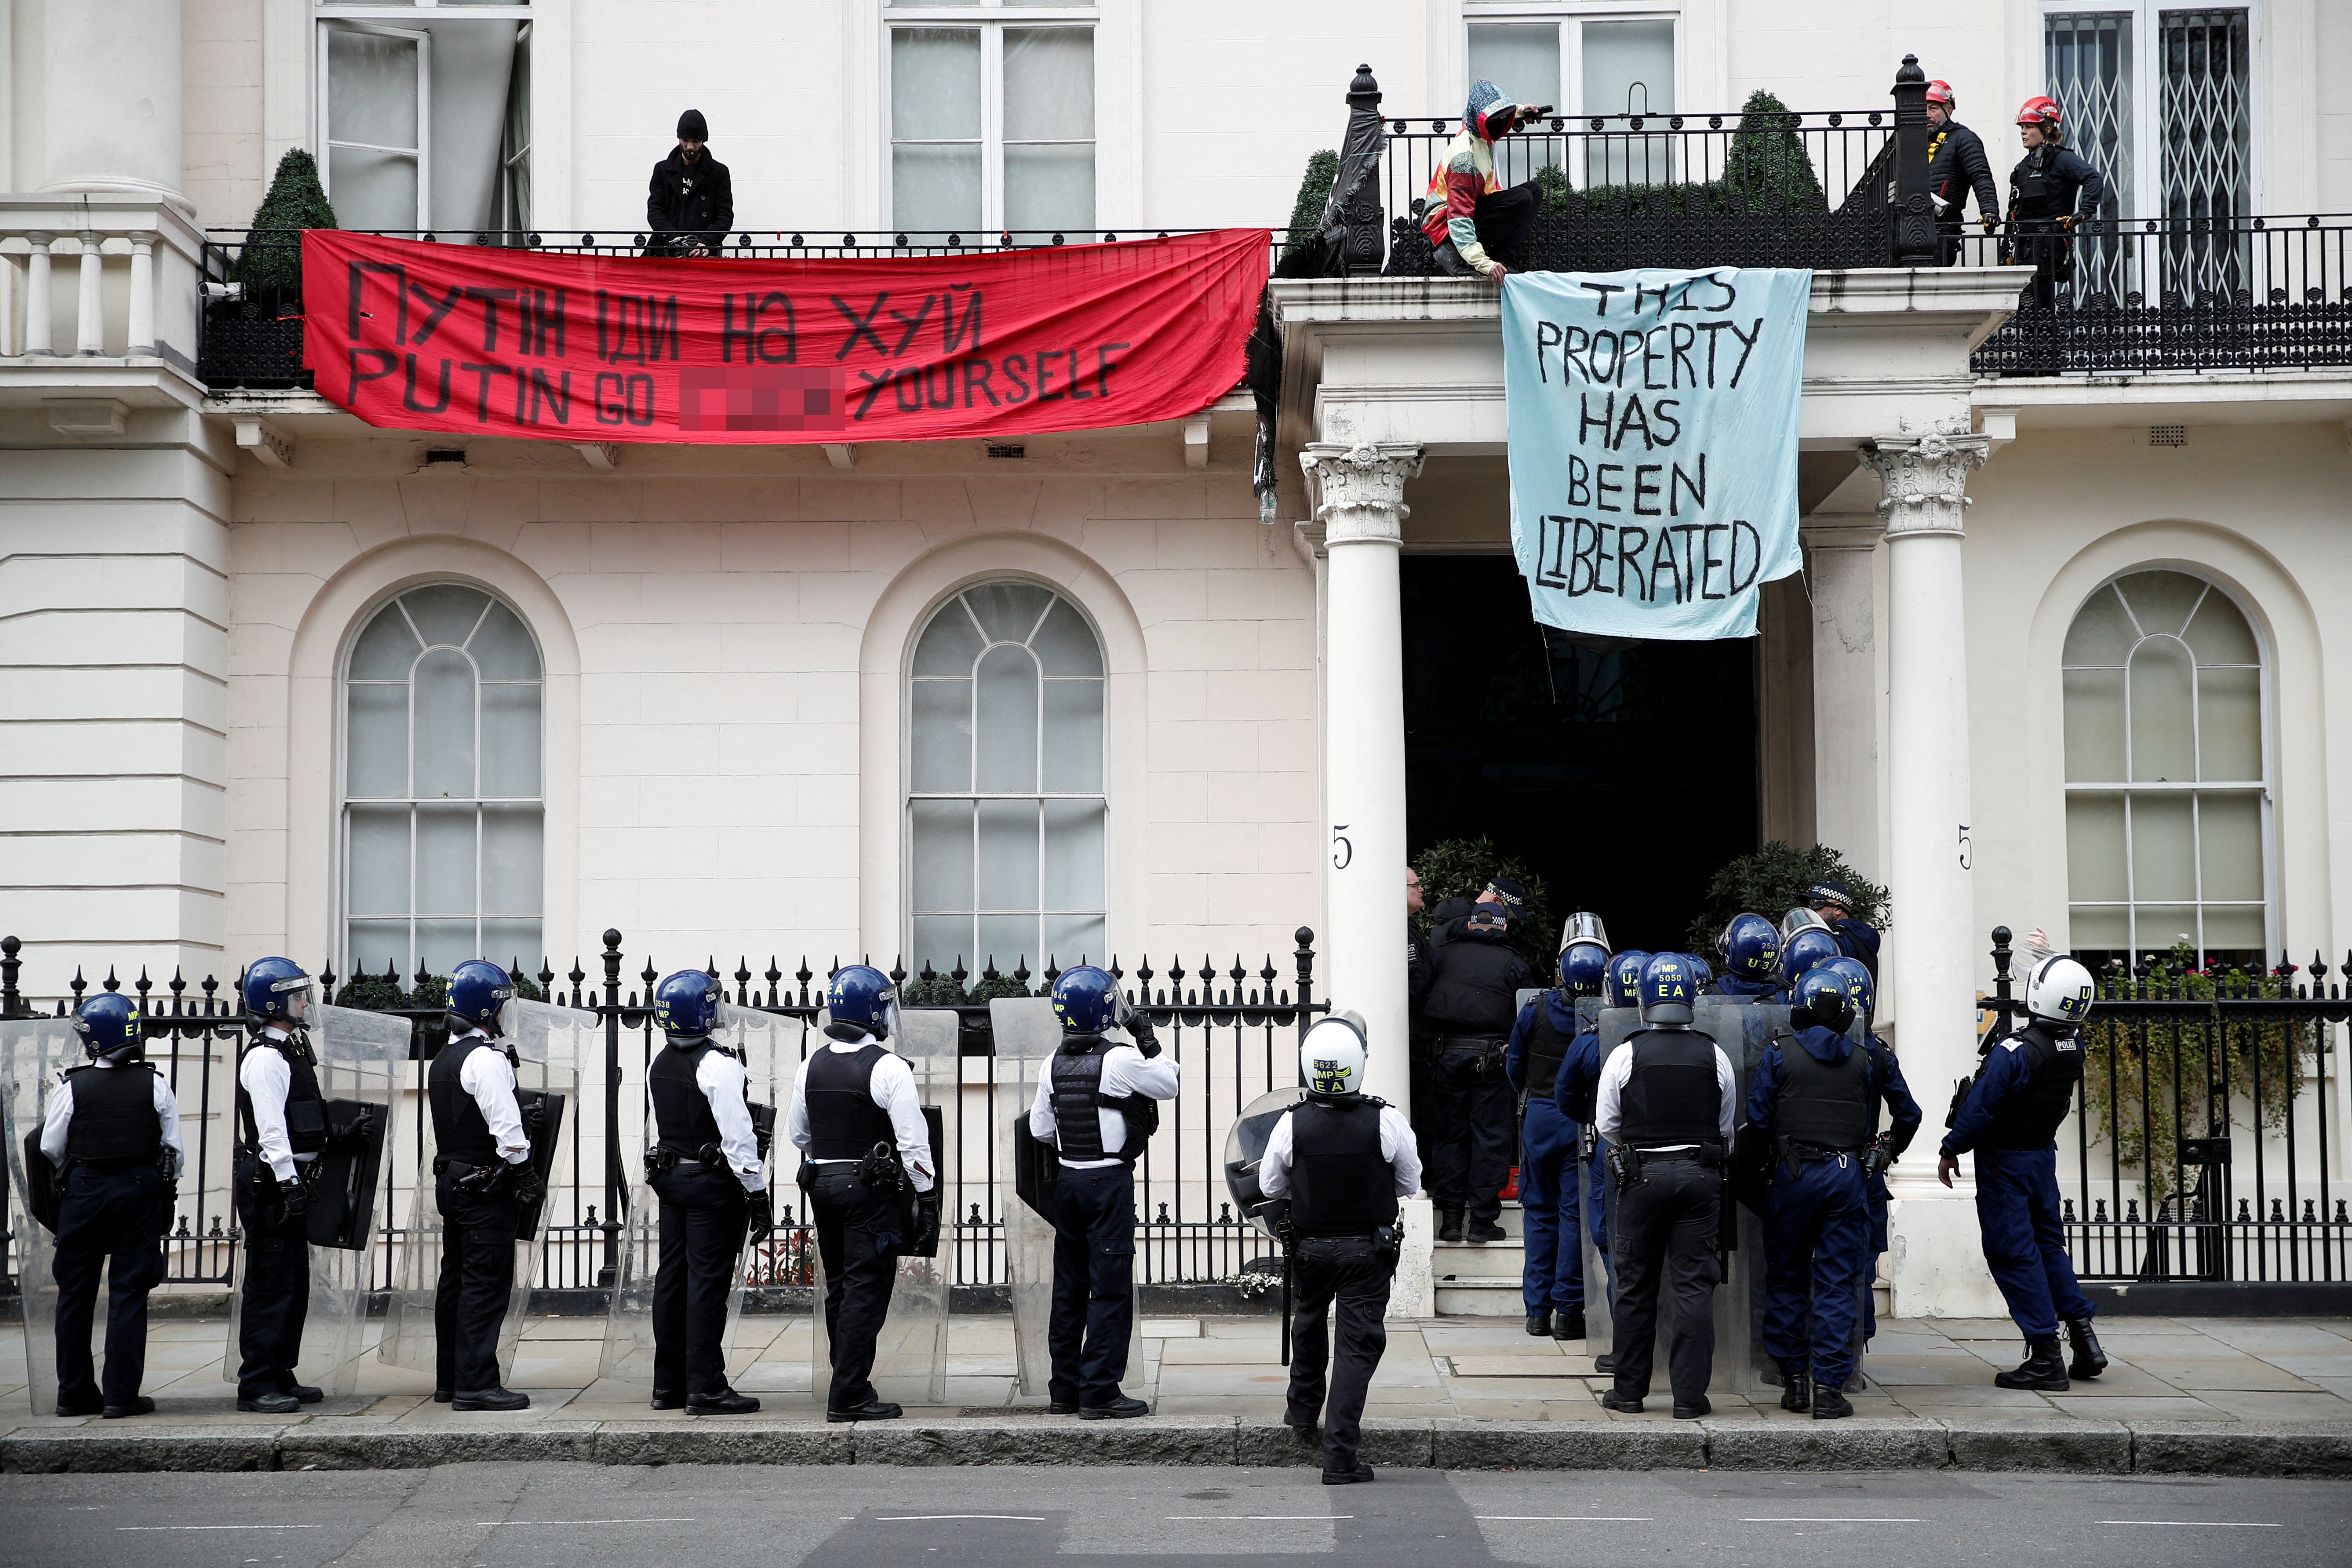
[1502,267,1811,640]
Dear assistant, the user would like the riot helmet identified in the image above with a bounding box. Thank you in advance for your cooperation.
[1780,926,1842,986]
[1823,955,1874,1018]
[1051,965,1120,1037]
[1717,913,1782,981]
[1558,941,1610,998]
[1791,966,1858,1036]
[654,969,723,1039]
[1559,911,1610,954]
[825,964,899,1042]
[1638,953,1697,1027]
[242,956,314,1024]
[1604,950,1653,1009]
[448,959,516,1035]
[1683,953,1714,990]
[2026,955,2096,1026]
[1298,1015,1369,1099]
[73,992,145,1062]
[1780,906,1834,942]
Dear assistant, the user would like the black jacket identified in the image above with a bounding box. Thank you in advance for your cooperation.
[646,146,734,255]
[1927,121,1999,224]
[1421,930,1537,1038]
[2008,144,2106,227]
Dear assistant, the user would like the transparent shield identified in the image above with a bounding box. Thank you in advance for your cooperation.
[1581,1005,1643,1362]
[221,1006,407,1397]
[1221,1087,1304,1236]
[988,996,1068,1399]
[3,1019,83,1412]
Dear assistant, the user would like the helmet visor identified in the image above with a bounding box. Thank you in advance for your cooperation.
[880,996,903,1043]
[273,974,318,1022]
[1562,912,1610,953]
[1779,907,1832,942]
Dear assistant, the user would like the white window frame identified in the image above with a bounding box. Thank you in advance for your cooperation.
[1461,4,1685,120]
[316,18,430,228]
[883,0,1100,235]
[2038,1,2263,220]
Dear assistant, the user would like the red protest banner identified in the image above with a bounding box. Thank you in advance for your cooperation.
[300,229,1269,444]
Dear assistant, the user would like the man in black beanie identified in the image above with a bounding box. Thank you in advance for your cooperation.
[647,109,733,257]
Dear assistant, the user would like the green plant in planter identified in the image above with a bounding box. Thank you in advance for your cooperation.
[1686,841,1887,955]
[1723,88,1825,211]
[1285,150,1340,245]
[1411,836,1556,970]
[967,968,1036,1003]
[901,968,971,1007]
[238,148,337,295]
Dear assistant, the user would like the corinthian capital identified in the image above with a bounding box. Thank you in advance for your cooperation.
[1859,433,1990,540]
[1300,441,1425,546]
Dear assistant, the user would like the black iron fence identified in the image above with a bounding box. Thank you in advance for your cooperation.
[0,931,1321,1298]
[1978,926,2351,1284]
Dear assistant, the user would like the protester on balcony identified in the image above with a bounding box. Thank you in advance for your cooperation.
[1419,902,1536,1243]
[1924,81,2001,266]
[428,960,538,1412]
[1418,79,1553,280]
[1505,920,1610,1341]
[2006,96,2106,310]
[646,109,734,258]
[1806,879,1882,980]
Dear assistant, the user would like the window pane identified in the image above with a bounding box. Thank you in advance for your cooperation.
[2196,664,2260,780]
[2136,904,2197,957]
[349,603,420,679]
[1004,28,1093,141]
[480,682,542,797]
[2062,668,2125,781]
[416,804,477,915]
[2115,569,2203,638]
[893,143,983,232]
[1043,913,1105,969]
[2202,902,2265,951]
[2070,904,2127,948]
[1041,680,1103,793]
[2197,791,2262,902]
[1042,798,1104,908]
[481,920,542,974]
[1005,143,1095,231]
[977,798,1040,910]
[910,679,972,792]
[327,145,419,233]
[346,682,408,797]
[481,804,542,915]
[2130,793,2194,901]
[2182,586,2257,664]
[1467,23,1562,110]
[975,913,1041,973]
[347,918,411,977]
[2062,585,2135,665]
[2066,793,2126,902]
[911,915,976,978]
[975,645,1040,792]
[910,799,976,913]
[348,805,411,916]
[965,581,1052,642]
[402,585,492,650]
[469,600,541,679]
[1032,598,1102,677]
[1584,18,1675,116]
[913,600,987,677]
[417,919,477,979]
[892,27,982,139]
[328,25,419,149]
[413,648,478,798]
[2127,637,2194,780]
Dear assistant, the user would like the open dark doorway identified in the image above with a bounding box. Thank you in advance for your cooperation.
[1402,555,1759,955]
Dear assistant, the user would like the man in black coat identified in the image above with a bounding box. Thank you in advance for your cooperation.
[1925,81,2000,265]
[1419,903,1537,1243]
[647,109,733,258]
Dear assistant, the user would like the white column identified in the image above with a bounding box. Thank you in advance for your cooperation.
[127,233,158,358]
[1865,431,2003,1319]
[1806,522,1885,886]
[24,236,56,357]
[75,233,106,356]
[39,0,189,211]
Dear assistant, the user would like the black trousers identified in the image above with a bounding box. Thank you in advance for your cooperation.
[1049,1162,1136,1408]
[51,1163,167,1412]
[233,1156,313,1401]
[1609,1154,1722,1407]
[433,1175,519,1395]
[651,1163,749,1402]
[1285,1235,1392,1474]
[1423,1040,1515,1221]
[809,1165,902,1412]
[1431,181,1539,274]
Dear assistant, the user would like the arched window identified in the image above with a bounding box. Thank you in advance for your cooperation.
[2062,568,2267,966]
[342,584,545,977]
[907,581,1106,978]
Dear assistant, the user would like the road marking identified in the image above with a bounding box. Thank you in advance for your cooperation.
[1742,1518,1921,1524]
[874,1515,1047,1522]
[478,1518,700,1526]
[1478,1516,1653,1522]
[1165,1515,1349,1521]
[2097,1521,2281,1528]
[117,1525,319,1532]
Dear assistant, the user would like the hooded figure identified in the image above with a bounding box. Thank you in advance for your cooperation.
[1417,80,1550,280]
[646,109,734,258]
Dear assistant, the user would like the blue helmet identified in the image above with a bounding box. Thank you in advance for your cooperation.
[1823,956,1874,1018]
[1604,950,1652,1009]
[1639,952,1697,1025]
[1684,953,1714,990]
[1780,927,1842,986]
[1792,966,1858,1035]
[1717,913,1781,982]
[654,969,722,1037]
[1558,941,1610,997]
[825,964,898,1042]
[73,992,144,1060]
[241,956,314,1022]
[448,959,516,1033]
[1051,964,1121,1036]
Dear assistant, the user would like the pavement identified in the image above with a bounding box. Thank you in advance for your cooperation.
[5,1311,2352,1475]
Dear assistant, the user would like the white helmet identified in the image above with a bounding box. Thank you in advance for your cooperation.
[2026,954,2097,1025]
[1299,1015,1369,1097]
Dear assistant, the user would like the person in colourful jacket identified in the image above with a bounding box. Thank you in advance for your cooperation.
[1419,80,1551,280]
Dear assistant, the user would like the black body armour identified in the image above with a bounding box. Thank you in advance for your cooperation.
[1422,937,1526,1037]
[1287,1097,1398,1237]
[1049,1037,1158,1162]
[649,1037,726,1153]
[237,1032,327,1156]
[1521,1003,1573,1102]
[1617,1030,1722,1148]
[1773,1038,1872,1153]
[62,1064,163,1166]
[429,1036,506,1164]
[803,1042,896,1159]
[1984,1026,2084,1150]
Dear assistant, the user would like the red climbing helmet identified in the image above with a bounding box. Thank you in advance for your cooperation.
[2016,94,2061,129]
[1926,80,1955,109]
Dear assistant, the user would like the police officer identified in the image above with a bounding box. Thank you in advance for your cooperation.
[41,992,183,1418]
[1597,953,1736,1419]
[1822,957,1922,1344]
[1420,902,1537,1243]
[2007,95,2107,310]
[1561,949,1649,1375]
[1925,80,2001,264]
[645,970,770,1415]
[428,959,539,1411]
[1260,1015,1419,1485]
[1029,964,1179,1419]
[786,964,937,1422]
[1780,917,1845,994]
[233,957,369,1414]
[1939,952,2108,1391]
[1708,913,1786,1001]
[1806,880,1882,980]
[1505,921,1609,1339]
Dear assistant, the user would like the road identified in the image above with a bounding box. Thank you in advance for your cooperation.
[3,1464,2346,1567]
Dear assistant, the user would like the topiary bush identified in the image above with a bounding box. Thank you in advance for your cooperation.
[1723,88,1825,211]
[1685,841,1888,955]
[1285,150,1340,246]
[1411,835,1557,971]
[238,148,338,295]
[901,968,970,1007]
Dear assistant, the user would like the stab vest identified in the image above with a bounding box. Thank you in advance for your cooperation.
[237,1032,327,1156]
[1521,1003,1573,1102]
[649,1037,725,1153]
[428,1035,504,1164]
[803,1041,896,1160]
[1049,1037,1159,1162]
[1773,1033,1873,1153]
[1286,1097,1398,1237]
[62,1063,163,1166]
[1421,936,1525,1037]
[1617,1030,1722,1148]
[1984,1025,2084,1150]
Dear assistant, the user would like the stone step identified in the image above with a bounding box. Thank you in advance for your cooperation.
[1434,1203,1526,1239]
[1432,1277,1530,1316]
[1431,1238,1525,1280]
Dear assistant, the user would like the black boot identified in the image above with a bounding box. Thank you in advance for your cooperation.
[1994,1337,2070,1392]
[1811,1386,1854,1420]
[1779,1371,1811,1413]
[1525,1312,1552,1337]
[1551,1309,1584,1341]
[1438,1210,1466,1243]
[2063,1317,2108,1380]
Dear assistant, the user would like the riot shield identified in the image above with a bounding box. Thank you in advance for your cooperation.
[3,1018,84,1412]
[1223,1086,1305,1237]
[221,1006,406,1397]
[810,1007,956,1408]
[1580,1007,1643,1361]
[380,999,587,1381]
